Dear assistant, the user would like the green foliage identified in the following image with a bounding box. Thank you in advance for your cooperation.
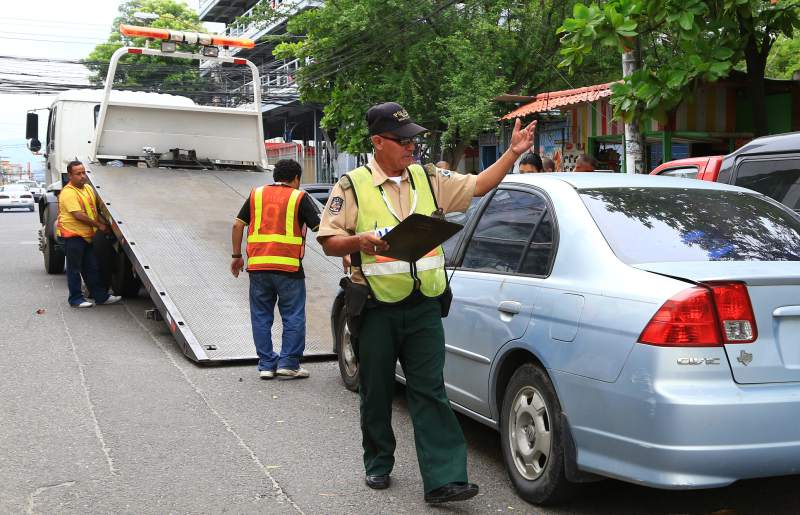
[245,0,617,155]
[558,0,800,125]
[83,0,204,90]
[766,35,800,79]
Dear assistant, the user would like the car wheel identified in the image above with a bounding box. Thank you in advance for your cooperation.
[336,305,359,392]
[112,250,142,297]
[500,363,574,505]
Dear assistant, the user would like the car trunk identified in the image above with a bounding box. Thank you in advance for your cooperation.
[635,261,800,384]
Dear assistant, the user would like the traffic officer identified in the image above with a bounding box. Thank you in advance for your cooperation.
[318,102,535,503]
[231,159,320,379]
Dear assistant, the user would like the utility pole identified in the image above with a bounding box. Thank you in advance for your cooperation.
[622,38,644,174]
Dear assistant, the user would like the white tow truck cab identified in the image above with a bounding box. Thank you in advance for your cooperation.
[24,26,338,362]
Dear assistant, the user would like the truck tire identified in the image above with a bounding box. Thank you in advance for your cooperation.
[112,249,142,297]
[43,234,66,274]
[336,306,360,392]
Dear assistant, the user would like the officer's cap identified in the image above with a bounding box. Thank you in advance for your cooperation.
[366,102,428,138]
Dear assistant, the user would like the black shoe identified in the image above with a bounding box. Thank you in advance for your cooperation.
[424,482,479,504]
[365,474,390,490]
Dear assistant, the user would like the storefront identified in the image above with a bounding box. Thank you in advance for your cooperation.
[501,76,800,172]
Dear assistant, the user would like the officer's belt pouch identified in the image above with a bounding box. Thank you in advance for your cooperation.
[439,286,453,318]
[339,276,370,337]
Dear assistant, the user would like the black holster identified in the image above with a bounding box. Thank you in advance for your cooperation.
[439,286,453,318]
[339,276,370,339]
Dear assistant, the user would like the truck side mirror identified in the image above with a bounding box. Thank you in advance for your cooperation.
[26,112,39,140]
[28,138,41,153]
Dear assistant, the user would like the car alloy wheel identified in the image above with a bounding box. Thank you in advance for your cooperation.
[336,307,360,392]
[509,385,552,480]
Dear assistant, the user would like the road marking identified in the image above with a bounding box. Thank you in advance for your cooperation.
[125,304,305,514]
[56,301,118,476]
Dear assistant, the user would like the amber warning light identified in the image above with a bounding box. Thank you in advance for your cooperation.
[119,24,255,49]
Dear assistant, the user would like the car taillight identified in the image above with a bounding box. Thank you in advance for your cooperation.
[638,282,757,347]
[639,287,722,346]
[705,281,757,343]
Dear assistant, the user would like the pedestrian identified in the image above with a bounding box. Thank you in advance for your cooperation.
[518,152,543,173]
[574,154,598,172]
[317,102,535,504]
[542,156,556,172]
[230,159,320,380]
[57,160,121,308]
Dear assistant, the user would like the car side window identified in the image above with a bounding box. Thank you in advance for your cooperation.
[659,166,699,179]
[441,197,481,266]
[461,189,552,275]
[735,158,800,211]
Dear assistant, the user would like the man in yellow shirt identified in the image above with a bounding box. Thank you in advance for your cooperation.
[57,161,121,308]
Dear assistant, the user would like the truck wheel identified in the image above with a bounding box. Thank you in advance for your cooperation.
[112,250,142,297]
[500,363,574,505]
[42,234,65,274]
[336,306,359,392]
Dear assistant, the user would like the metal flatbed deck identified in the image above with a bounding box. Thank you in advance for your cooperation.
[88,163,340,362]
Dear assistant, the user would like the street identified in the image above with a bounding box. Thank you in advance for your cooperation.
[2,207,799,515]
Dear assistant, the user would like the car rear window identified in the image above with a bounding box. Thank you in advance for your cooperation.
[580,187,800,263]
[734,158,800,211]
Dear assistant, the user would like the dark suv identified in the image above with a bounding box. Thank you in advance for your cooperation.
[652,131,800,211]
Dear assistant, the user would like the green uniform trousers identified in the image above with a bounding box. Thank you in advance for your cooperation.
[358,298,468,493]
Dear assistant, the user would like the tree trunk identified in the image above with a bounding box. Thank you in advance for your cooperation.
[743,34,771,137]
[444,142,467,170]
[622,38,645,174]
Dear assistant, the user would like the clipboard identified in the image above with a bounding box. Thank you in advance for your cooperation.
[379,213,463,262]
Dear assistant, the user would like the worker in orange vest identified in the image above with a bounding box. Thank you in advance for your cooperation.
[230,159,321,379]
[57,160,121,308]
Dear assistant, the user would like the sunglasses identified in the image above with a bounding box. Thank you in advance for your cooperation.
[381,135,423,146]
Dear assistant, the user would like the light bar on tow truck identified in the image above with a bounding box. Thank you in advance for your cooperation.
[119,23,255,49]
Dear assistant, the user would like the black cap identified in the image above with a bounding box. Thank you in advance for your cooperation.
[366,102,428,137]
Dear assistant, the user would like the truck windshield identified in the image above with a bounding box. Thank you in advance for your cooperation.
[580,187,800,263]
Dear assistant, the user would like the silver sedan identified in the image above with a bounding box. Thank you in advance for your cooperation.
[0,184,35,212]
[334,173,800,505]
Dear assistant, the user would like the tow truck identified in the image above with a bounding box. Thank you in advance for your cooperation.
[25,25,340,362]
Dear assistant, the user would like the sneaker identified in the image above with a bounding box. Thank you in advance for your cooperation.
[98,295,122,305]
[276,367,310,379]
[72,301,94,308]
[259,370,276,379]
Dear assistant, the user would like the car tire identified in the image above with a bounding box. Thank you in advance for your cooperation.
[500,363,574,505]
[335,306,360,392]
[111,249,142,297]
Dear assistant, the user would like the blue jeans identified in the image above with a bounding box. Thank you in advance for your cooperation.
[249,272,306,371]
[64,237,110,306]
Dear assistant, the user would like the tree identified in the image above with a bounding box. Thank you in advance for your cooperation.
[241,1,618,164]
[83,0,207,96]
[558,0,800,137]
[766,34,800,78]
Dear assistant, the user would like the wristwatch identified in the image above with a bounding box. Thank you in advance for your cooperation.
[231,253,242,258]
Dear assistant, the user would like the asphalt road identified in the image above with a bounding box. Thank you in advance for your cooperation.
[1,206,798,514]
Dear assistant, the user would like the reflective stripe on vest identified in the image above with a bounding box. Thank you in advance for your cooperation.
[56,183,97,239]
[349,164,446,303]
[246,185,306,272]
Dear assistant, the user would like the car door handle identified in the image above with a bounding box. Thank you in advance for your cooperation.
[497,301,522,315]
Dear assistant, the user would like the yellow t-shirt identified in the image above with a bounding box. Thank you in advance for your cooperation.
[58,184,98,241]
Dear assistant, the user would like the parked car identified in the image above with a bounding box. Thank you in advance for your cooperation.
[333,173,800,505]
[651,131,800,211]
[300,182,333,206]
[0,184,35,212]
[14,180,46,201]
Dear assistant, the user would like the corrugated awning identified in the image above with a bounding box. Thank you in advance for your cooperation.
[502,83,615,120]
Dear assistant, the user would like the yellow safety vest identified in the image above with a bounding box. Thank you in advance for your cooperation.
[349,164,446,303]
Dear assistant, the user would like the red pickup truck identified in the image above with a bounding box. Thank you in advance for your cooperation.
[650,132,800,211]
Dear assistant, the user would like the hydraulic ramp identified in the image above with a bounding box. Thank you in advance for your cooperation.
[88,163,341,362]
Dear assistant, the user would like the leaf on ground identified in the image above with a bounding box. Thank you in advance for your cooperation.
[36,308,46,315]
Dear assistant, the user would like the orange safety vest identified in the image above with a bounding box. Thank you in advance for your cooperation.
[246,184,307,273]
[56,183,98,240]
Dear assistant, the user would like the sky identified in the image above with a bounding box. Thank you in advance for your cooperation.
[0,0,211,171]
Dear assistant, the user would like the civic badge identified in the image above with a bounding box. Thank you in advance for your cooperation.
[737,350,753,366]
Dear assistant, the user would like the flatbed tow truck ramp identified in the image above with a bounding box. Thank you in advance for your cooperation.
[89,163,341,363]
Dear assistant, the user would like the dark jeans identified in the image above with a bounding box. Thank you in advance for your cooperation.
[249,272,306,371]
[358,299,468,493]
[64,237,110,306]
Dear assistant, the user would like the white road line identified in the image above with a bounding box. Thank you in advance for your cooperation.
[56,299,118,477]
[124,303,305,514]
